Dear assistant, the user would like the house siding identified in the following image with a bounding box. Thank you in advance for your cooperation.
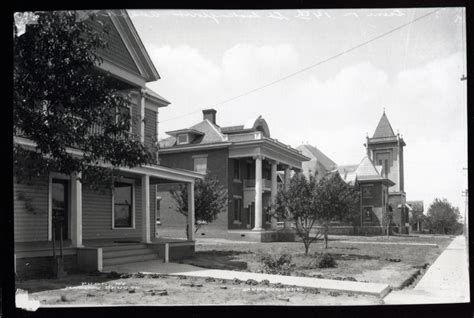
[14,176,49,242]
[82,181,143,240]
[145,108,158,162]
[89,14,141,76]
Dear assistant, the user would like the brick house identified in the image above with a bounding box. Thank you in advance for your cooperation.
[156,109,310,242]
[13,10,204,279]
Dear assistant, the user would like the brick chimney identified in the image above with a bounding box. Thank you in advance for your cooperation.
[203,109,217,125]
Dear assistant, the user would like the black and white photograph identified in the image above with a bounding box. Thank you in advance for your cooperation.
[11,6,469,310]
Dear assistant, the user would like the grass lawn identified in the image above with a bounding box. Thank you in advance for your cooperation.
[16,273,381,306]
[179,234,455,289]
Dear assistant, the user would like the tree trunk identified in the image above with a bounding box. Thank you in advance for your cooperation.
[304,243,309,256]
[324,224,328,249]
[186,224,189,240]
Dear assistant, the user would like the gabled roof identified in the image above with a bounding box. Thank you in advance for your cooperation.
[372,111,396,139]
[338,157,394,186]
[160,119,226,148]
[337,165,358,185]
[165,128,204,137]
[406,201,424,213]
[297,144,337,170]
[89,10,160,83]
[144,87,171,106]
[356,156,383,179]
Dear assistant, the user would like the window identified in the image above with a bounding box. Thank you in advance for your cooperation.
[194,157,207,174]
[156,197,161,225]
[177,134,189,145]
[233,198,242,222]
[363,206,373,221]
[384,159,389,177]
[233,160,241,180]
[246,163,252,179]
[116,104,132,133]
[113,181,134,228]
[361,185,373,198]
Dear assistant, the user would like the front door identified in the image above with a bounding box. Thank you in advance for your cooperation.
[52,179,69,240]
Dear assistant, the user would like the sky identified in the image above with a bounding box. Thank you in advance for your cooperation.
[129,8,468,215]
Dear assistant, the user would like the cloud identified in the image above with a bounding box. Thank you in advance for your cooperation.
[146,45,223,107]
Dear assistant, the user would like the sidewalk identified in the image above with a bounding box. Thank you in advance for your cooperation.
[383,235,470,304]
[104,261,390,297]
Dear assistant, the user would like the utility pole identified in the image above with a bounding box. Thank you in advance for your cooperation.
[462,168,468,242]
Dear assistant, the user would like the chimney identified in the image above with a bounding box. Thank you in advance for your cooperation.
[202,109,217,124]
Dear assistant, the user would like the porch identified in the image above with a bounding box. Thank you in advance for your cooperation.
[228,137,309,240]
[14,156,204,278]
[14,238,195,278]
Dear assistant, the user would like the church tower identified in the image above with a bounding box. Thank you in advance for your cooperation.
[364,111,408,232]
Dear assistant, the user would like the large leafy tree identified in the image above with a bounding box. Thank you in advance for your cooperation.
[13,11,153,188]
[273,172,359,254]
[272,173,319,255]
[314,173,359,248]
[170,172,228,239]
[426,198,462,235]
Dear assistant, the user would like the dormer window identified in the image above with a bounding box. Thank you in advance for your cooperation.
[177,134,189,145]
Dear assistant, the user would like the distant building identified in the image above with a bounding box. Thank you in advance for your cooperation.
[156,109,309,242]
[337,111,412,234]
[338,156,395,234]
[364,111,411,234]
[297,144,337,181]
[407,201,424,232]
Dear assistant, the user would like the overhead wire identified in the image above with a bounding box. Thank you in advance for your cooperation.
[160,8,442,123]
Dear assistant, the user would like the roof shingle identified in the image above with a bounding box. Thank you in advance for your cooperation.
[372,112,396,139]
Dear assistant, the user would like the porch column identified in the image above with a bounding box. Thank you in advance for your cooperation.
[70,173,83,247]
[141,174,151,244]
[270,161,278,229]
[187,182,195,241]
[140,88,146,144]
[254,155,263,230]
[283,166,293,230]
[284,166,291,189]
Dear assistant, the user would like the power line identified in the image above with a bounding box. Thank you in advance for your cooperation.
[161,8,442,123]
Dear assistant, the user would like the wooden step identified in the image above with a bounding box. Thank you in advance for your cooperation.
[103,253,159,267]
[103,248,155,259]
[101,244,148,252]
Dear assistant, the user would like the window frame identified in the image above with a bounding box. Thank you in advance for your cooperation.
[362,205,374,222]
[233,196,242,224]
[233,159,241,182]
[112,179,136,230]
[177,134,189,145]
[193,156,208,174]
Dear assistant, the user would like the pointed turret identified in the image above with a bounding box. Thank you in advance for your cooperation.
[372,111,396,139]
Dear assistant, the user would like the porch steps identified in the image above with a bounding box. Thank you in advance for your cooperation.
[102,244,159,267]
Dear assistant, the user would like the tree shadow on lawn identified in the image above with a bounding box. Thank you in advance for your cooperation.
[16,272,119,294]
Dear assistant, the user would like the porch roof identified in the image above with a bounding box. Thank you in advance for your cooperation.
[14,136,204,184]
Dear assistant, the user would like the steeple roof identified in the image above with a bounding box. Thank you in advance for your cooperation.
[372,111,396,139]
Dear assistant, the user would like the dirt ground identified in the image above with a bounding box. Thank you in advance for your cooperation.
[17,273,382,306]
[180,234,454,289]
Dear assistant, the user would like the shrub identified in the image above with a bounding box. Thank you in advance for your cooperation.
[259,253,295,276]
[317,253,337,268]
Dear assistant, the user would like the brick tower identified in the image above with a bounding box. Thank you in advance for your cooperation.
[364,111,409,233]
